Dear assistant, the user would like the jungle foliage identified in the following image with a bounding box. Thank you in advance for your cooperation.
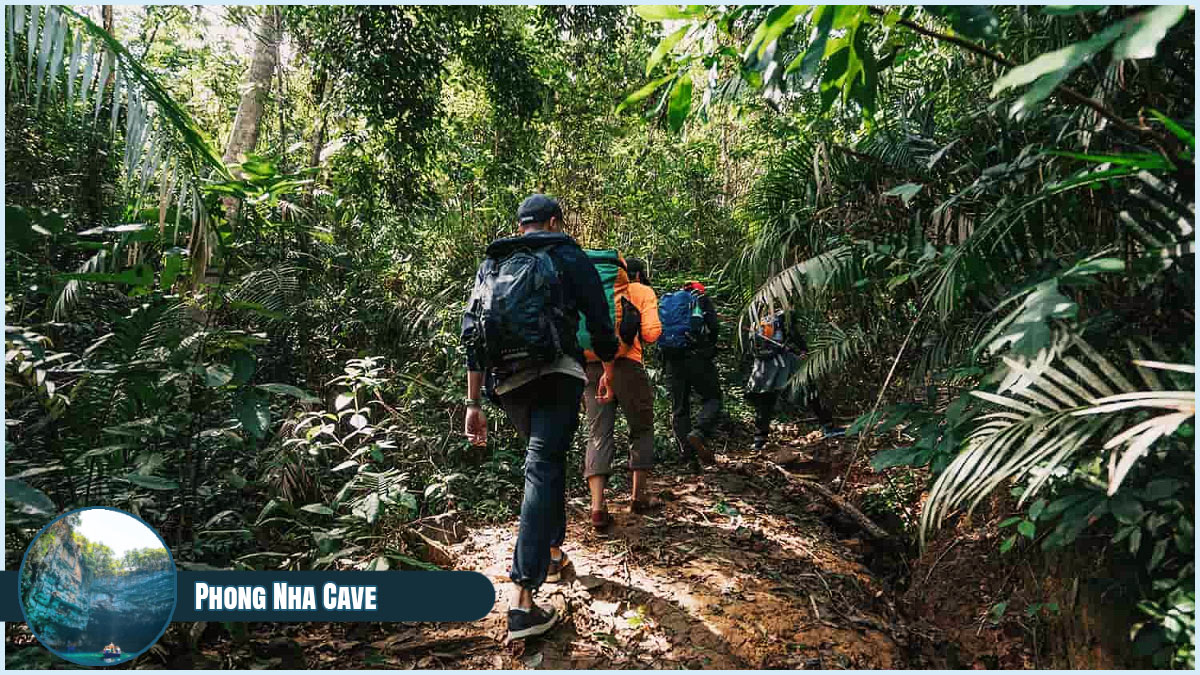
[4,4,1195,668]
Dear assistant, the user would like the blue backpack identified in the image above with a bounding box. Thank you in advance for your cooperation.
[659,290,705,350]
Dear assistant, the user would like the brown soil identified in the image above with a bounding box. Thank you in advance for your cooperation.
[190,432,917,669]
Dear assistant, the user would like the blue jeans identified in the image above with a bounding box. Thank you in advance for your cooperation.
[498,373,585,591]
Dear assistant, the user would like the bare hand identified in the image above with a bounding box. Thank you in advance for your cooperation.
[465,406,488,446]
[596,364,615,405]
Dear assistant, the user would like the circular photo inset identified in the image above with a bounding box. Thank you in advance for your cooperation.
[19,507,177,667]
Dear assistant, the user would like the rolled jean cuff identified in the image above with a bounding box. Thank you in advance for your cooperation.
[511,573,541,591]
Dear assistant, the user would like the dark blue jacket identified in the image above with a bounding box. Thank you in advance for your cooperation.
[462,231,619,371]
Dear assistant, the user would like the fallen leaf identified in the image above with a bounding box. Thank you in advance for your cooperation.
[593,600,621,616]
[576,574,605,591]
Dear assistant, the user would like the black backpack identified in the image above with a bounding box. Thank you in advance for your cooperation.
[464,238,566,372]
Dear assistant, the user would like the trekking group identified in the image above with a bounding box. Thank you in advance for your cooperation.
[461,194,843,642]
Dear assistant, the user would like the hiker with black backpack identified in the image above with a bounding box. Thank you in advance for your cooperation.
[745,309,845,450]
[658,280,722,472]
[461,194,619,643]
[578,253,662,532]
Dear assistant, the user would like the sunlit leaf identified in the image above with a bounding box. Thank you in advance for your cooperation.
[646,26,688,76]
[667,73,692,132]
[617,73,675,114]
[1110,4,1187,61]
[633,5,703,22]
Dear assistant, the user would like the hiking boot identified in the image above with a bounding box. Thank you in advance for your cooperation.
[631,496,664,514]
[752,434,768,451]
[506,604,558,642]
[687,431,715,464]
[546,551,572,583]
[821,425,846,438]
[591,510,613,532]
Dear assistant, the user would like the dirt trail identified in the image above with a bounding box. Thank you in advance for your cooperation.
[285,433,917,669]
[8,432,923,670]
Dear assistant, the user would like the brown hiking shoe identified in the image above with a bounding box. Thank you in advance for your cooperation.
[546,552,572,583]
[688,431,715,464]
[591,510,613,533]
[630,496,664,514]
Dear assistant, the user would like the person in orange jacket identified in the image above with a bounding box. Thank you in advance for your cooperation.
[581,256,663,529]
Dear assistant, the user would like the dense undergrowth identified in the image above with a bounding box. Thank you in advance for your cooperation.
[5,5,1194,668]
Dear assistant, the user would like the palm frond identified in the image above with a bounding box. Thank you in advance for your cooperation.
[7,5,231,289]
[920,336,1194,544]
[51,248,109,321]
[742,244,862,328]
[229,265,303,318]
[788,323,868,391]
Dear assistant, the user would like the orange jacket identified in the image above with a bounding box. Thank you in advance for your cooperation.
[587,280,660,364]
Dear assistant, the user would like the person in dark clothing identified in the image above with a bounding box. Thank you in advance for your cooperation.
[462,194,619,643]
[661,280,722,472]
[745,309,843,450]
[626,257,651,285]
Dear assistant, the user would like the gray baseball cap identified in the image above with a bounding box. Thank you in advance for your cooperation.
[517,194,564,225]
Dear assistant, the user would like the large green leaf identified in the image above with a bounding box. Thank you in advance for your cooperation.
[745,5,808,62]
[633,5,704,22]
[5,478,56,516]
[884,183,923,206]
[992,6,1187,116]
[981,280,1077,358]
[1110,5,1187,61]
[617,73,675,113]
[785,4,833,87]
[646,26,688,76]
[125,473,180,491]
[992,20,1124,106]
[848,23,877,115]
[924,6,1000,42]
[231,350,257,385]
[871,447,925,471]
[667,73,693,132]
[160,248,185,289]
[235,390,272,439]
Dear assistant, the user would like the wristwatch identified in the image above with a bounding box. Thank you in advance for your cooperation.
[464,398,483,408]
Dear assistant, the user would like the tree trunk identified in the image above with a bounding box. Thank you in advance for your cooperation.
[218,7,281,231]
[223,7,282,168]
[308,68,328,171]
